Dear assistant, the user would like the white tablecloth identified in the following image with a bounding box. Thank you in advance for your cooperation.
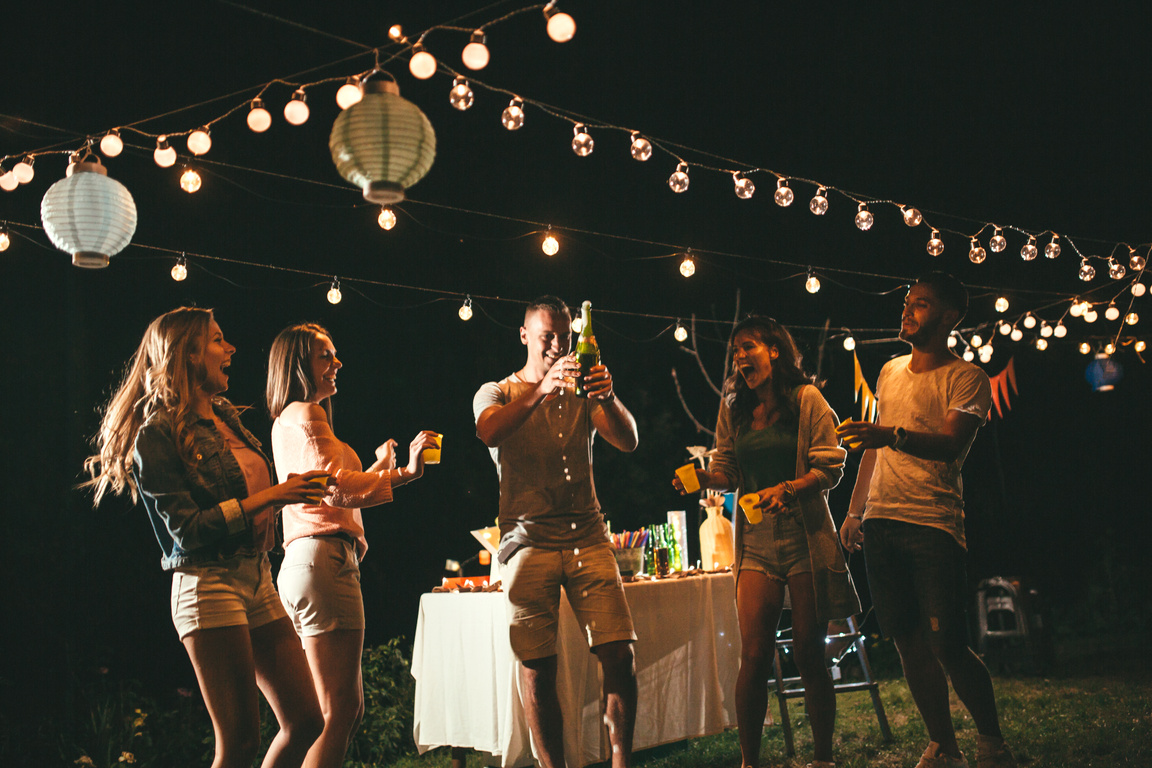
[411,572,740,767]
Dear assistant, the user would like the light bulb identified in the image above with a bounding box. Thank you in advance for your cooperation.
[998,320,1011,336]
[948,333,958,348]
[1104,342,1116,355]
[902,206,922,227]
[389,25,405,42]
[187,128,211,155]
[247,99,271,132]
[378,207,397,230]
[1069,299,1084,317]
[1133,282,1147,297]
[679,252,696,277]
[1036,337,1048,351]
[733,173,755,199]
[336,78,362,109]
[542,232,559,255]
[995,296,1009,313]
[1136,340,1146,353]
[100,130,124,157]
[963,348,975,362]
[13,158,34,184]
[1054,322,1067,338]
[1023,313,1037,329]
[459,297,473,321]
[1131,251,1147,271]
[1108,259,1126,280]
[544,7,576,42]
[179,167,202,193]
[502,98,525,130]
[969,238,987,264]
[153,136,176,167]
[1078,259,1096,281]
[1084,309,1098,323]
[449,77,474,110]
[409,46,437,79]
[1045,234,1061,259]
[571,124,594,156]
[570,317,583,333]
[0,227,9,251]
[668,162,690,193]
[971,334,983,348]
[462,31,489,70]
[805,274,821,294]
[0,172,16,192]
[171,256,188,281]
[810,187,828,215]
[327,278,342,305]
[1010,327,1023,341]
[630,132,652,161]
[1126,311,1139,325]
[284,90,310,125]
[1021,235,1038,261]
[1040,322,1053,338]
[1105,303,1121,321]
[843,336,856,351]
[1079,342,1091,355]
[854,203,873,231]
[774,178,794,206]
[927,229,944,256]
[674,323,688,342]
[990,227,1006,252]
[979,345,994,363]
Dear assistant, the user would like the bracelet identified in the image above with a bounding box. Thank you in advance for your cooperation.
[848,513,863,520]
[780,480,797,503]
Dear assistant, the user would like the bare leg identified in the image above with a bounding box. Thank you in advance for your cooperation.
[250,617,324,768]
[892,626,961,758]
[520,655,565,768]
[734,571,787,768]
[183,626,263,768]
[932,634,1004,739]
[787,574,835,764]
[298,629,367,768]
[593,640,637,768]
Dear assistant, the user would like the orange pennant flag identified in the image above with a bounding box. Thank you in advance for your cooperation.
[853,352,879,422]
[988,358,1018,419]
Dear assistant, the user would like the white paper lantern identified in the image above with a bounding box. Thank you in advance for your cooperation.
[41,157,137,268]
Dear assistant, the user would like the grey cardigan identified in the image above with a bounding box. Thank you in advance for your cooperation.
[711,384,861,622]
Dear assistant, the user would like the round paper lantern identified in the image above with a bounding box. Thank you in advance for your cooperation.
[41,157,137,268]
[1085,353,1123,392]
[329,79,436,204]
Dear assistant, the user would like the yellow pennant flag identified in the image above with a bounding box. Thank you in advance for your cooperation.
[853,352,879,422]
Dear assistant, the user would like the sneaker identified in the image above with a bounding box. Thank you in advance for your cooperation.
[915,741,969,768]
[976,736,1019,768]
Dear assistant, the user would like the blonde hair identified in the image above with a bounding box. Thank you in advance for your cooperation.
[266,323,334,423]
[83,307,215,504]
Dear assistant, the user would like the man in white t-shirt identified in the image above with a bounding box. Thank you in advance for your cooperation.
[837,272,1017,768]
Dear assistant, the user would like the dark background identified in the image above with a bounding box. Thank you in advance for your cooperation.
[2,0,1149,728]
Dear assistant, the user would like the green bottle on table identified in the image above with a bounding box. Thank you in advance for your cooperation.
[574,300,600,398]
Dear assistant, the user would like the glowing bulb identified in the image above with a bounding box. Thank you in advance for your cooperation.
[1054,322,1067,338]
[12,158,34,184]
[927,229,944,256]
[733,173,755,199]
[336,78,362,109]
[979,345,994,363]
[1020,236,1038,261]
[1040,322,1053,338]
[389,25,405,42]
[449,77,474,110]
[948,333,958,348]
[542,232,559,256]
[1069,299,1084,318]
[1079,342,1091,354]
[100,130,123,157]
[284,90,310,125]
[674,323,688,342]
[0,227,9,251]
[247,99,271,132]
[1136,340,1146,353]
[998,320,1011,336]
[805,274,821,294]
[902,206,922,226]
[1084,309,1098,323]
[970,334,983,348]
[1078,259,1096,281]
[544,7,576,42]
[679,252,696,277]
[963,348,975,362]
[462,31,490,70]
[571,317,583,333]
[378,207,397,230]
[1010,327,1023,341]
[995,296,1009,313]
[187,128,211,155]
[1045,234,1061,259]
[459,297,473,321]
[854,203,873,231]
[409,46,437,79]
[843,336,856,351]
[1108,259,1126,280]
[774,178,793,206]
[179,167,202,193]
[1036,338,1048,351]
[153,136,176,167]
[1023,313,1037,329]
[1104,342,1116,355]
[989,227,1006,252]
[502,98,525,130]
[571,124,594,156]
[1133,282,1147,297]
[810,187,828,215]
[327,278,342,305]
[1105,303,1121,321]
[630,132,652,161]
[0,172,16,192]
[969,238,987,264]
[668,162,690,193]
[1125,311,1139,325]
[171,256,188,281]
[1131,251,1147,271]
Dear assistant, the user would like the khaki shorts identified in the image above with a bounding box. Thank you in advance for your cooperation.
[502,542,636,661]
[277,535,365,637]
[170,553,287,640]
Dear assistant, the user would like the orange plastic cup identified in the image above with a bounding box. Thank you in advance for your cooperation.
[739,493,763,524]
[675,463,701,494]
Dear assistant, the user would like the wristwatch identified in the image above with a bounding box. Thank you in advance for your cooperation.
[892,426,909,451]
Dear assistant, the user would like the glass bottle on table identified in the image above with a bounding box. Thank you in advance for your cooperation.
[573,300,600,398]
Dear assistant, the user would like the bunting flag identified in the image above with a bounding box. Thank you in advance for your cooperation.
[988,357,1019,419]
[853,352,879,422]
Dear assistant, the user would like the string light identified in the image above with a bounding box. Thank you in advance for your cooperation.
[462,30,490,70]
[1105,303,1120,321]
[99,130,123,157]
[947,332,958,348]
[805,269,821,294]
[1069,298,1084,317]
[543,2,576,42]
[171,254,188,281]
[459,296,473,320]
[994,296,1009,313]
[1079,342,1092,354]
[153,136,176,167]
[978,344,994,363]
[998,320,1011,336]
[668,162,690,193]
[854,203,873,231]
[13,158,34,184]
[774,178,793,206]
[326,277,342,305]
[674,321,688,342]
[187,127,211,156]
[969,237,987,264]
[927,228,944,256]
[679,251,696,277]
[810,186,828,215]
[542,227,559,255]
[901,205,922,226]
[1020,235,1038,261]
[630,132,652,161]
[246,99,271,132]
[378,207,397,230]
[1010,327,1023,341]
[1108,259,1126,280]
[1136,341,1147,353]
[409,44,437,79]
[963,348,975,362]
[1040,322,1053,338]
[284,89,310,125]
[989,227,1006,252]
[571,124,594,156]
[1023,313,1037,329]
[179,167,202,193]
[1053,322,1068,338]
[501,97,525,130]
[1084,307,1098,323]
[570,315,583,333]
[0,170,15,192]
[970,334,983,348]
[1133,282,1147,297]
[336,77,362,109]
[733,173,755,199]
[389,25,406,42]
[449,77,474,110]
[1125,311,1139,325]
[843,335,856,351]
[1104,342,1116,355]
[1036,337,1048,351]
[1045,233,1061,259]
[0,225,9,251]
[1131,250,1147,271]
[1078,258,1095,281]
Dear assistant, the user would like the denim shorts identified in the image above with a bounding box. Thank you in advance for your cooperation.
[739,509,812,582]
[170,553,287,640]
[863,518,970,644]
[502,542,636,661]
[277,535,365,637]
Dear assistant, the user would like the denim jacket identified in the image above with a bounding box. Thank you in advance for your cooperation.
[132,397,275,571]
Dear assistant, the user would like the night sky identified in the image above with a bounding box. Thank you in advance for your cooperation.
[3,0,1149,715]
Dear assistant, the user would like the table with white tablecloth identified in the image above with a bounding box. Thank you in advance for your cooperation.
[411,572,741,768]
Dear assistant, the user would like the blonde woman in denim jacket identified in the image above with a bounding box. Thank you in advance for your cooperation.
[674,316,859,768]
[85,308,327,768]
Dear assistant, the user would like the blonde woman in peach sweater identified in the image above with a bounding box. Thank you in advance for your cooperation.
[266,322,438,768]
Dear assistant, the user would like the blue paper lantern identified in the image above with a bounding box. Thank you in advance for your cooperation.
[1085,354,1123,392]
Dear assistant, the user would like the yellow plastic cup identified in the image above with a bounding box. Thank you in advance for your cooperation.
[739,493,763,524]
[675,463,701,494]
[422,433,443,465]
[838,418,863,450]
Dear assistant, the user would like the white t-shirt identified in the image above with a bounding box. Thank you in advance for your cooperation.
[865,354,991,548]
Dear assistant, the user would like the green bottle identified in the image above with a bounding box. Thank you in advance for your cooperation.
[574,300,600,398]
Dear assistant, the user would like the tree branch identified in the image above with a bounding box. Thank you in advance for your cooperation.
[671,367,715,436]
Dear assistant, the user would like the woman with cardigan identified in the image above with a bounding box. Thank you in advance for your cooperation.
[674,316,859,768]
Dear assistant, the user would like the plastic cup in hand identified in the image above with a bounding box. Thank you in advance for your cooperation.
[422,433,442,465]
[838,418,863,450]
[739,493,763,524]
[675,463,701,494]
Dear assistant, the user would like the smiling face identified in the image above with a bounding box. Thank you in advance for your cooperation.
[308,333,341,403]
[190,319,235,396]
[521,308,572,378]
[900,282,958,347]
[731,328,778,391]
